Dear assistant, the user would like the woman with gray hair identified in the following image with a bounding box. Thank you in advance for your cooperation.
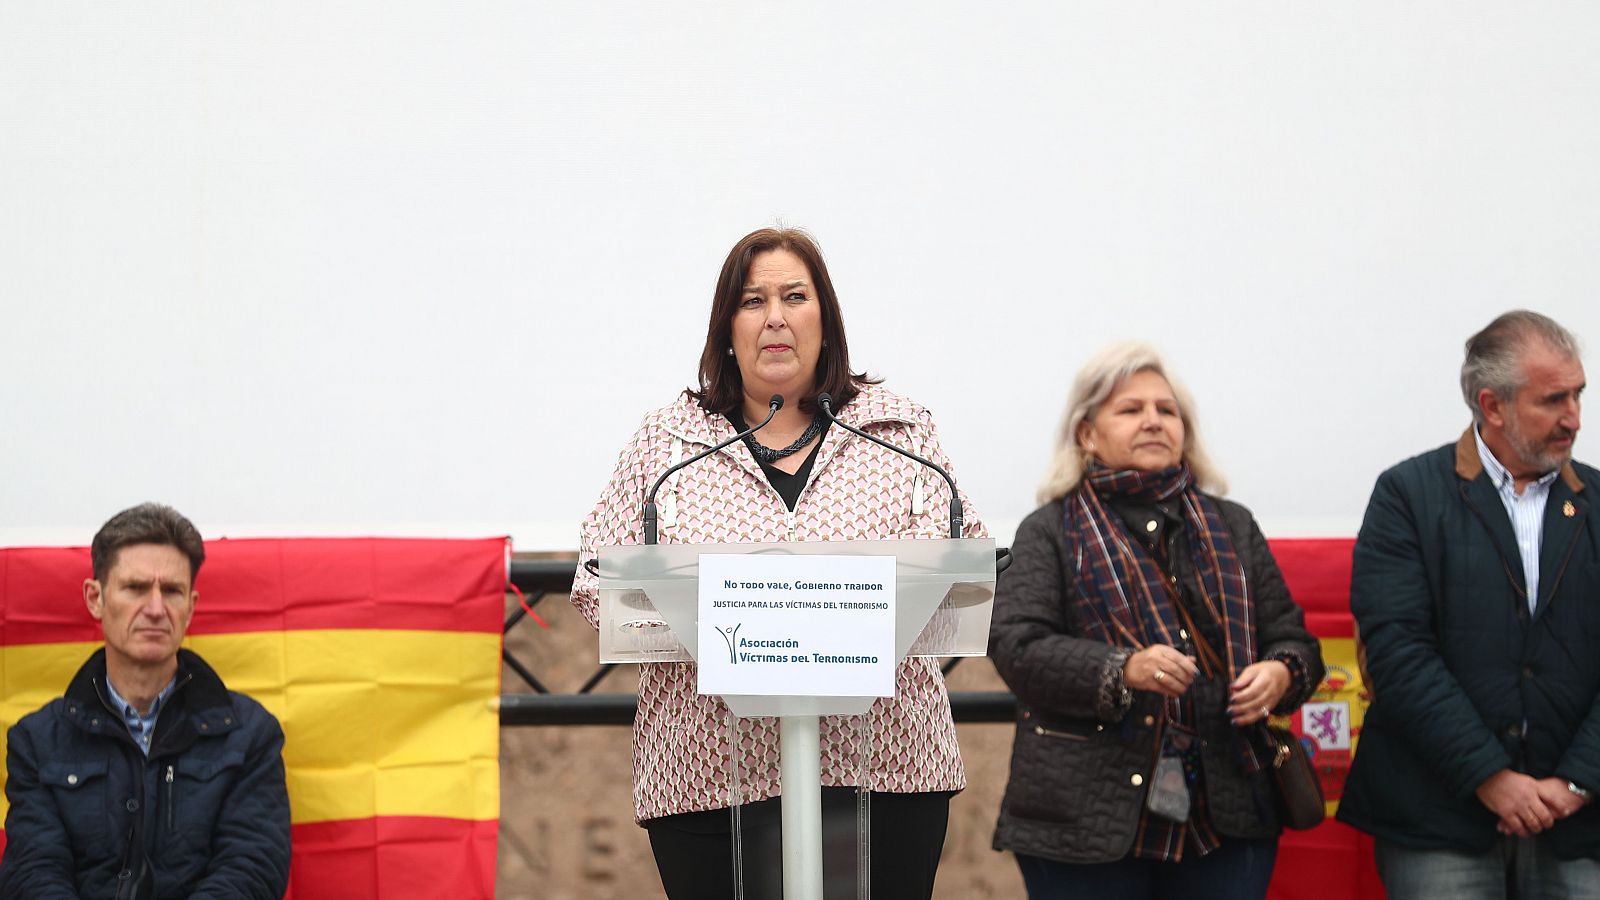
[988,342,1324,899]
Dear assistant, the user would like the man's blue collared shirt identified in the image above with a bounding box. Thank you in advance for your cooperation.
[104,676,177,756]
[1474,427,1559,614]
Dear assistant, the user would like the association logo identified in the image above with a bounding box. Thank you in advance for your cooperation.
[715,623,742,664]
[712,627,811,665]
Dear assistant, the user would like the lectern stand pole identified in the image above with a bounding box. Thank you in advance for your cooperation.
[780,715,824,900]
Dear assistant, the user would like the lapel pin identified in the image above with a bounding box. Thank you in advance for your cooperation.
[1564,500,1576,518]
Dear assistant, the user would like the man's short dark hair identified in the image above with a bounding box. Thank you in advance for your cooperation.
[90,503,206,583]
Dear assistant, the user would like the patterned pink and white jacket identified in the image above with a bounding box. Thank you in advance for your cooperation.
[570,383,988,822]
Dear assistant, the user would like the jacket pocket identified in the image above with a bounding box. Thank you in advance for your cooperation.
[1025,712,1106,742]
[40,758,111,845]
[163,748,246,853]
[1003,713,1149,830]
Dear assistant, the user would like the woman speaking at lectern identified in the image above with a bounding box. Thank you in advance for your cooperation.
[568,227,986,899]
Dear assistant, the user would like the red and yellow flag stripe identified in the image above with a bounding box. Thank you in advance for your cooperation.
[1,537,506,900]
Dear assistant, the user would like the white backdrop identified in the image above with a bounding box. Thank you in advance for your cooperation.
[4,2,1598,550]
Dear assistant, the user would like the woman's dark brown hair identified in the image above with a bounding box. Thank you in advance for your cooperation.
[689,227,877,415]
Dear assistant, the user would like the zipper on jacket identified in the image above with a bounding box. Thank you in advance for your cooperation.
[139,671,190,757]
[1036,717,1100,739]
[165,764,175,833]
[779,428,863,541]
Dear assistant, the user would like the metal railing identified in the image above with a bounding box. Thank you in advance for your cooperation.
[499,559,1019,727]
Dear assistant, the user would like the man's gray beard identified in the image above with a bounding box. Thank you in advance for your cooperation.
[1505,413,1573,473]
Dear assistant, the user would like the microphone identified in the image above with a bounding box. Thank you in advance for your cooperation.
[641,394,784,545]
[816,393,963,538]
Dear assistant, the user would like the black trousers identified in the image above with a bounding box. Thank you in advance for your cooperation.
[644,787,954,900]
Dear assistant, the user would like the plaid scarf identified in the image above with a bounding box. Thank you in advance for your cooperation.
[1066,463,1256,682]
[1065,463,1265,859]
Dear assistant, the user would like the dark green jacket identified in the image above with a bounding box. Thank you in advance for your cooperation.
[1339,430,1600,858]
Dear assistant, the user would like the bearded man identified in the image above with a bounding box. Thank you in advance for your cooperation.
[1340,310,1599,899]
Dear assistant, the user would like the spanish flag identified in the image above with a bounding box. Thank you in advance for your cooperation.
[1265,537,1383,900]
[0,537,505,900]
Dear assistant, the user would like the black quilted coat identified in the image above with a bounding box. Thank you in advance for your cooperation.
[989,495,1324,864]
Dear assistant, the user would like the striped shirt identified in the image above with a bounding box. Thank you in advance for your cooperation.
[1474,427,1559,614]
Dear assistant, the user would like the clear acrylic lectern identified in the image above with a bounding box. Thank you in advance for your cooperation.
[595,538,996,900]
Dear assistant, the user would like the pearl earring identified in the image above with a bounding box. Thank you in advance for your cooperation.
[726,347,734,356]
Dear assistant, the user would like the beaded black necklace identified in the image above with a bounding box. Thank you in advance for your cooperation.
[744,413,826,464]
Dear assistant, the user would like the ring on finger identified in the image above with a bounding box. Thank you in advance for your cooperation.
[1154,670,1166,682]
[1260,706,1270,718]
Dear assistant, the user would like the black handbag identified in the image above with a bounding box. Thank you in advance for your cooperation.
[1261,724,1325,830]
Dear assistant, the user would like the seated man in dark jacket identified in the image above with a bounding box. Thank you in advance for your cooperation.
[1340,310,1600,899]
[0,503,290,899]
